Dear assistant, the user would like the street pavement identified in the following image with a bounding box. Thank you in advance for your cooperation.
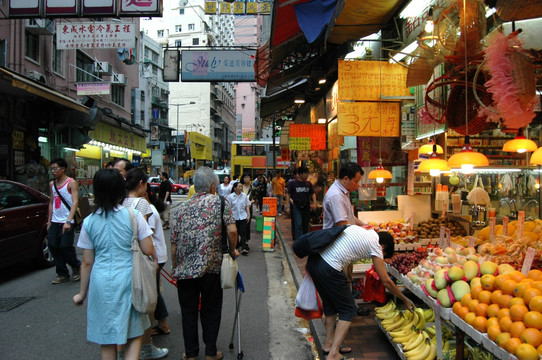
[0,194,315,360]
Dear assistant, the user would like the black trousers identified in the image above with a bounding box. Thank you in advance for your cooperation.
[177,273,223,358]
[236,219,249,250]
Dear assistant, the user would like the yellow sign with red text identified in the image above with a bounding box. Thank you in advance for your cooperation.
[337,102,400,137]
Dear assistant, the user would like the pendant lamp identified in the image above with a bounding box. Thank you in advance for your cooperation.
[530,146,542,165]
[502,128,537,153]
[418,140,444,156]
[368,159,392,183]
[417,145,450,176]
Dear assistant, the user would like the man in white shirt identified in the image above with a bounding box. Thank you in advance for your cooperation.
[227,181,251,255]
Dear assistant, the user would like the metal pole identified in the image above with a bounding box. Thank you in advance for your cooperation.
[176,105,180,180]
[272,117,276,172]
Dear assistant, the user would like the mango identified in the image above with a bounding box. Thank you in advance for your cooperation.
[463,260,480,281]
[480,261,498,276]
[434,269,448,290]
[448,266,465,282]
[451,280,471,304]
[437,288,452,308]
[425,278,438,298]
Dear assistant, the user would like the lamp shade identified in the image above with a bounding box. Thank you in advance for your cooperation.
[368,165,392,183]
[448,144,489,171]
[502,135,537,153]
[418,142,444,156]
[530,147,542,165]
[417,154,450,176]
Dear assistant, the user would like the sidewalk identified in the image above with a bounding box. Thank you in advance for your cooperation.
[274,214,401,360]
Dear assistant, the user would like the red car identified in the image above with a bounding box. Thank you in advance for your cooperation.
[148,177,189,195]
[0,180,54,268]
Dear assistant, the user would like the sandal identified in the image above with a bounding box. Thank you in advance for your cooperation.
[323,345,352,355]
[151,325,170,336]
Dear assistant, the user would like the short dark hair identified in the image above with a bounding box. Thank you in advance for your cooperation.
[339,162,364,179]
[378,231,395,259]
[113,158,134,172]
[50,157,68,169]
[93,169,125,216]
[161,172,169,180]
[125,168,149,191]
[297,166,309,175]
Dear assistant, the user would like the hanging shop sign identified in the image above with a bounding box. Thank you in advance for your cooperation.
[288,124,326,150]
[205,1,271,15]
[181,50,256,82]
[187,132,212,160]
[337,102,401,137]
[89,122,146,152]
[338,60,410,101]
[56,21,136,50]
[356,137,407,167]
[76,82,110,95]
[325,81,339,120]
[9,0,162,17]
[327,120,343,150]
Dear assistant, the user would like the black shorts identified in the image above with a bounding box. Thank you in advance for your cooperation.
[306,254,356,321]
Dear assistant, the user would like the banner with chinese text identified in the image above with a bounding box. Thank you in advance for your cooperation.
[288,124,326,150]
[337,102,400,137]
[56,21,136,49]
[205,1,270,15]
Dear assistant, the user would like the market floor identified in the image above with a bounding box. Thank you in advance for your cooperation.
[274,214,401,360]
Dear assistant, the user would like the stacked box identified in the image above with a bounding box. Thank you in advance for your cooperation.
[262,197,277,217]
[255,215,264,232]
[262,216,275,251]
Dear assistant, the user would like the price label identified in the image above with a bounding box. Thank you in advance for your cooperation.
[468,236,476,248]
[445,228,451,248]
[410,212,415,227]
[522,247,536,275]
[503,216,509,236]
[518,211,525,239]
[439,226,445,248]
[489,217,496,242]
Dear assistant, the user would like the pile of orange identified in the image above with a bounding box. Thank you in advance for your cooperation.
[451,269,542,359]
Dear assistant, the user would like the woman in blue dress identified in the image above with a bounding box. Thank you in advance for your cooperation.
[73,169,155,360]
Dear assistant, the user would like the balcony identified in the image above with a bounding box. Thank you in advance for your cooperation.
[152,96,168,109]
[151,118,169,127]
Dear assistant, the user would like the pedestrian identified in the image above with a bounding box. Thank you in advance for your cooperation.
[158,172,172,230]
[271,171,285,215]
[218,175,232,198]
[241,174,254,244]
[251,175,261,213]
[72,168,155,360]
[323,162,366,229]
[144,186,171,337]
[113,158,134,178]
[47,157,81,284]
[227,181,251,255]
[122,168,168,360]
[285,166,316,239]
[171,166,240,360]
[306,228,415,360]
[257,174,268,214]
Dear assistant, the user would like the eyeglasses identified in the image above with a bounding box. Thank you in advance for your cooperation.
[50,167,63,171]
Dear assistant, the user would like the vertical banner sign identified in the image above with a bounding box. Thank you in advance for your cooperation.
[522,247,536,275]
[489,217,496,242]
[503,216,509,236]
[337,102,400,137]
[409,212,415,228]
[338,60,410,101]
[518,211,525,239]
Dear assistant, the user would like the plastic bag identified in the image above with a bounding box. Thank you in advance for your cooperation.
[220,254,238,289]
[295,273,319,310]
[363,266,386,304]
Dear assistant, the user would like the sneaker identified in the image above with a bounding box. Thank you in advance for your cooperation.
[241,249,249,256]
[140,343,168,360]
[205,351,224,360]
[51,275,70,284]
[72,267,81,282]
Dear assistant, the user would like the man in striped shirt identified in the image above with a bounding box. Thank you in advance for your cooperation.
[306,227,414,360]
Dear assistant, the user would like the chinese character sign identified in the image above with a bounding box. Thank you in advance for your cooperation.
[56,21,136,50]
[289,124,326,150]
[181,50,256,82]
[337,102,400,137]
[205,1,271,15]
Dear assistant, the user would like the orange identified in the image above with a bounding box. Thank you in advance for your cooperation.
[524,288,542,305]
[537,343,542,356]
[510,304,530,322]
[475,303,489,317]
[524,311,542,330]
[491,290,504,305]
[521,328,542,348]
[478,290,492,305]
[531,281,542,293]
[496,332,511,348]
[498,308,511,320]
[464,312,477,326]
[462,293,473,307]
[481,274,496,291]
[487,324,502,341]
[516,343,539,360]
[530,296,542,312]
[468,299,480,313]
[495,274,511,290]
[472,316,488,333]
[515,282,532,298]
[509,271,528,283]
[504,337,522,354]
[452,301,463,315]
[487,304,501,318]
[499,294,514,309]
[510,321,527,339]
[457,306,470,320]
[500,316,513,332]
[487,317,500,329]
[471,285,483,300]
[502,279,519,295]
[510,297,527,307]
[528,269,542,281]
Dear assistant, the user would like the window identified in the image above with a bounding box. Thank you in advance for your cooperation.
[140,91,145,102]
[157,30,164,38]
[192,38,199,45]
[25,30,39,62]
[0,40,6,67]
[111,85,125,107]
[175,25,182,32]
[188,23,195,31]
[0,182,38,209]
[175,40,182,47]
[52,35,63,74]
[76,50,95,82]
[243,96,247,100]
[179,8,184,15]
[241,104,245,109]
[152,51,159,63]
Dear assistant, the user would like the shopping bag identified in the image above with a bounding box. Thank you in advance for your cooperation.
[220,254,238,289]
[295,294,323,320]
[295,273,319,310]
[362,265,386,304]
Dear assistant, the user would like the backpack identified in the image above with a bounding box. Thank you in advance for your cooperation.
[292,225,348,258]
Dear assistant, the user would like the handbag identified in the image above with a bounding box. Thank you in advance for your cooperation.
[53,179,82,225]
[219,196,238,289]
[295,273,319,310]
[127,207,158,313]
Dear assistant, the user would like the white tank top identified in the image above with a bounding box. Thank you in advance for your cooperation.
[51,178,74,223]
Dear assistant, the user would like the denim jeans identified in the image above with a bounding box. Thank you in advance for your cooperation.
[275,194,284,213]
[48,222,81,277]
[292,204,310,240]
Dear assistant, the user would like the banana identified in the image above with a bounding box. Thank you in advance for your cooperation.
[394,329,416,345]
[376,309,399,320]
[414,308,426,330]
[375,301,395,313]
[405,338,431,360]
[425,338,437,360]
[399,310,419,332]
[389,326,413,338]
[426,325,436,338]
[443,339,450,351]
[381,312,401,325]
[385,316,406,332]
[424,308,434,321]
[403,331,423,351]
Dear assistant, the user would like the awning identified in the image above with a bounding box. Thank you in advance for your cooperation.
[0,66,89,114]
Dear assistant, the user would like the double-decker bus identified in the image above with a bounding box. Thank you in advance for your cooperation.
[230,140,281,179]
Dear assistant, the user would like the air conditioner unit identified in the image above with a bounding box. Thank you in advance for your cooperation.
[27,70,46,83]
[112,73,127,86]
[25,19,55,35]
[94,61,113,75]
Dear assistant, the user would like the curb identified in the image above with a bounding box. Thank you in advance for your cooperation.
[275,221,327,359]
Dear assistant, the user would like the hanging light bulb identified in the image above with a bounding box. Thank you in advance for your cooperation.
[502,128,537,153]
[424,7,434,33]
[447,136,489,172]
[417,145,450,176]
[368,159,392,183]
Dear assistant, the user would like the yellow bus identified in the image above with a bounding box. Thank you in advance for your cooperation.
[230,140,281,179]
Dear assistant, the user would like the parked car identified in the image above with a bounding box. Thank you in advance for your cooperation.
[148,177,189,195]
[0,180,54,269]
